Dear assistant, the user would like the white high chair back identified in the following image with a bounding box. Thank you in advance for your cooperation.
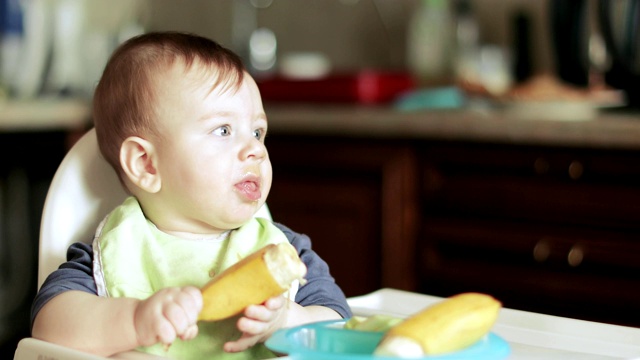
[37,128,126,289]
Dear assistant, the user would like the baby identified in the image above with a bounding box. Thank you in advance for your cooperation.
[31,32,351,359]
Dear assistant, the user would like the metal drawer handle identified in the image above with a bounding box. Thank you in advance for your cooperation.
[533,239,551,262]
[567,244,585,267]
[568,160,584,180]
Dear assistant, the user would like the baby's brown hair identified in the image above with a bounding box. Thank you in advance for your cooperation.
[93,31,245,182]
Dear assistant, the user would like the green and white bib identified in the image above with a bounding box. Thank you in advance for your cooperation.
[92,196,295,359]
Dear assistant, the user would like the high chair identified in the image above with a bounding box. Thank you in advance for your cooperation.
[13,128,270,359]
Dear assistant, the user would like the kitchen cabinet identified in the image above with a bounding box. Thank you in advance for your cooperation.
[265,126,640,328]
[419,142,640,328]
[0,131,68,357]
[266,136,419,298]
[0,99,90,357]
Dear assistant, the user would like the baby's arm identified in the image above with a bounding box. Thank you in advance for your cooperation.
[32,286,202,357]
[226,223,352,353]
[224,295,341,353]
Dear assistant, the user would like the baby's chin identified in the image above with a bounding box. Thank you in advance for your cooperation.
[220,206,268,229]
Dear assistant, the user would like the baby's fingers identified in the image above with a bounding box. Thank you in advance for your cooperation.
[237,316,268,335]
[179,324,199,341]
[163,302,191,337]
[155,319,178,346]
[263,295,286,310]
[175,286,203,323]
[181,286,203,312]
[224,333,260,353]
[165,287,202,338]
[135,287,202,347]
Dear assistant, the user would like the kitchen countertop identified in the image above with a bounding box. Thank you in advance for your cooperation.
[265,103,640,150]
[2,99,639,151]
[0,98,90,132]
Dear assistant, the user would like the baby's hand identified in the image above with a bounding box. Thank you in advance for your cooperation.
[133,286,203,347]
[223,295,288,353]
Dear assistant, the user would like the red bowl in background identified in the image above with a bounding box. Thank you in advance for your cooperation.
[257,71,415,104]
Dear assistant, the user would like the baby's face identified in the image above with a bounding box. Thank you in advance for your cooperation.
[150,63,272,235]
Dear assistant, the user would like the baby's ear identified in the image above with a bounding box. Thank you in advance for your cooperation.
[120,136,161,193]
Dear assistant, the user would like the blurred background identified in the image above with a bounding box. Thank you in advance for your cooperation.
[2,0,639,356]
[1,0,633,112]
[0,0,558,100]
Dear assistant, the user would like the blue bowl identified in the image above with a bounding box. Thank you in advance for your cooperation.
[266,320,510,360]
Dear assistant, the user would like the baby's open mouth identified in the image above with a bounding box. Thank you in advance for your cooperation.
[235,179,261,201]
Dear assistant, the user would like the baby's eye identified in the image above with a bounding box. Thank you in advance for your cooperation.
[212,125,231,137]
[253,128,266,140]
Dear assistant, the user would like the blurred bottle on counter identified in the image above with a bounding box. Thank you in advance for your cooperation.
[0,0,147,100]
[451,0,511,97]
[407,0,455,86]
[453,0,480,87]
[0,0,23,97]
[0,0,53,99]
[44,0,146,98]
[232,0,278,79]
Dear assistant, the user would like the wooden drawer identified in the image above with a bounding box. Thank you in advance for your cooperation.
[419,142,640,326]
[419,217,640,327]
[421,143,640,228]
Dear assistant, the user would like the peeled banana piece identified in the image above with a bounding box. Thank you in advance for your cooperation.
[198,242,307,321]
[374,292,501,357]
[344,315,403,332]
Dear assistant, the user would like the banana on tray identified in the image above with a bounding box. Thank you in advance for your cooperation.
[344,314,403,332]
[198,242,307,321]
[374,292,501,357]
